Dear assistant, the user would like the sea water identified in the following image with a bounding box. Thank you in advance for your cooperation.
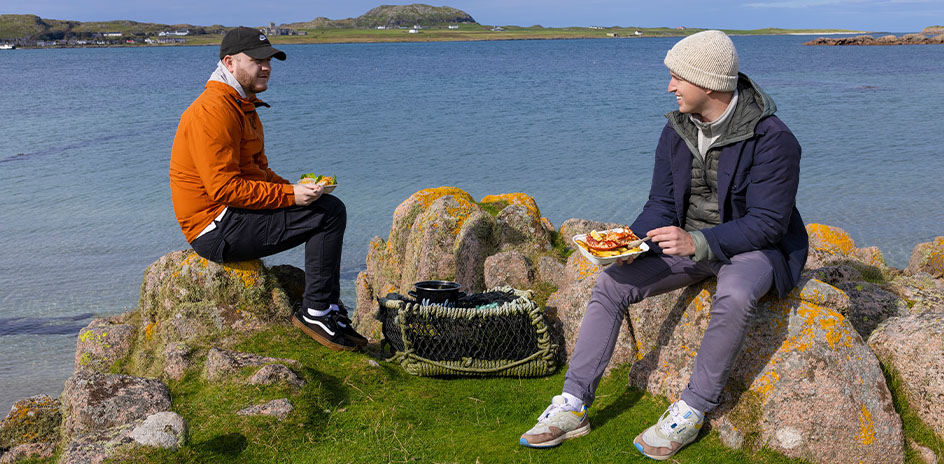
[2,35,942,411]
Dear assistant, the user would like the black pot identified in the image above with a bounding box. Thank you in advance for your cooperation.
[409,280,463,305]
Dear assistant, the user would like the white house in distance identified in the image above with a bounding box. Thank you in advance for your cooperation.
[159,30,189,36]
[448,24,459,29]
[103,32,122,37]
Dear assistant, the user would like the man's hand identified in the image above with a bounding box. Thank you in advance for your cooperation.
[293,183,323,206]
[648,226,695,256]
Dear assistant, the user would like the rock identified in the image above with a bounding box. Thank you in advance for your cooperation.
[355,188,554,336]
[0,395,60,449]
[923,26,944,35]
[906,237,944,278]
[128,250,294,378]
[804,33,939,46]
[368,359,380,368]
[806,264,864,286]
[60,371,171,441]
[545,253,636,368]
[269,264,305,306]
[398,193,481,291]
[908,438,938,464]
[236,399,294,420]
[833,282,908,338]
[74,318,135,373]
[536,255,566,288]
[558,218,625,250]
[493,202,551,254]
[0,442,55,463]
[869,312,944,441]
[889,273,944,314]
[353,270,383,341]
[247,364,305,389]
[627,278,903,463]
[931,34,944,44]
[204,348,300,382]
[483,251,533,289]
[127,411,187,450]
[162,342,191,380]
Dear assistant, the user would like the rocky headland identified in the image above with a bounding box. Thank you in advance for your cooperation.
[804,32,944,45]
[2,187,943,463]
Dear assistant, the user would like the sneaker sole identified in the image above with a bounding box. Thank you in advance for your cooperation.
[292,314,356,351]
[519,423,590,448]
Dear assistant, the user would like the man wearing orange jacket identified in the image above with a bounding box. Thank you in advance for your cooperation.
[170,27,366,351]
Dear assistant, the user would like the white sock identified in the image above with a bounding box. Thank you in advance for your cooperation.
[306,304,339,318]
[677,399,705,422]
[561,392,585,410]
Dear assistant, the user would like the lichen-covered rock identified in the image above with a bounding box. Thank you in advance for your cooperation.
[869,312,944,441]
[833,282,908,338]
[60,371,171,442]
[236,399,294,420]
[268,264,305,306]
[558,218,625,251]
[353,271,383,342]
[906,237,944,278]
[890,273,944,314]
[0,395,60,449]
[536,256,566,288]
[127,411,187,450]
[128,250,294,378]
[247,364,305,389]
[74,318,135,373]
[0,442,55,463]
[628,278,903,463]
[355,188,557,335]
[493,203,550,254]
[483,251,533,289]
[908,438,939,464]
[162,342,191,380]
[805,223,886,270]
[545,253,636,368]
[203,348,300,382]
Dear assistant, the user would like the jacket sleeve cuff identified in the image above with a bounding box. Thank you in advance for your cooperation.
[690,230,714,262]
[281,183,295,205]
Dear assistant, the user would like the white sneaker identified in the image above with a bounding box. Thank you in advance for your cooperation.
[519,395,590,448]
[634,399,703,460]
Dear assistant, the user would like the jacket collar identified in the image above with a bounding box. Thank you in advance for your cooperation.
[205,80,270,109]
[666,73,776,148]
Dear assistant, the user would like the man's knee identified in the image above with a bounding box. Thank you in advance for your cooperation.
[312,194,346,221]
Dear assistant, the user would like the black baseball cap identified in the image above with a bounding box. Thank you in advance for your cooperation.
[219,27,286,61]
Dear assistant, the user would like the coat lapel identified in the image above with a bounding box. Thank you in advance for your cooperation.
[670,137,692,225]
[715,144,741,220]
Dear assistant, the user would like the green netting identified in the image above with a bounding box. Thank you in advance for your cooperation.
[377,287,558,377]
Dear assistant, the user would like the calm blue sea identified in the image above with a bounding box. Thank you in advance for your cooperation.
[1,35,942,411]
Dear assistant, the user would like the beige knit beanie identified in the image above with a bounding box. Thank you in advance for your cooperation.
[664,30,739,92]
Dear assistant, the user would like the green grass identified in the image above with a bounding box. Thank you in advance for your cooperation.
[118,325,812,463]
[882,364,944,463]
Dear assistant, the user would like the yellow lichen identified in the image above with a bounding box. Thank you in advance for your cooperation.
[481,192,542,219]
[751,370,781,401]
[144,322,156,341]
[223,260,262,287]
[856,405,875,445]
[807,223,856,255]
[411,186,474,208]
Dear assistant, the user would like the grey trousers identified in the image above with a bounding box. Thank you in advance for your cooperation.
[562,250,773,413]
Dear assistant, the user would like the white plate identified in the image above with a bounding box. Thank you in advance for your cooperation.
[572,229,649,265]
[322,184,337,194]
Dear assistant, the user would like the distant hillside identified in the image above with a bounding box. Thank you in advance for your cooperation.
[0,14,221,40]
[286,4,476,29]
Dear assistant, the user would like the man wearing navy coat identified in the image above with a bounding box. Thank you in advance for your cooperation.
[520,30,809,460]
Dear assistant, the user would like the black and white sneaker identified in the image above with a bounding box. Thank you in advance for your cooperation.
[336,303,369,347]
[292,309,357,351]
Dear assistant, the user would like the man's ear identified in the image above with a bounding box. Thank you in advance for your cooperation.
[222,55,236,73]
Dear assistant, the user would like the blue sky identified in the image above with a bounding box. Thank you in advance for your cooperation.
[11,0,942,32]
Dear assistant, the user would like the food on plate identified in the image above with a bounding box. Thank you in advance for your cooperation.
[298,173,337,186]
[575,228,643,257]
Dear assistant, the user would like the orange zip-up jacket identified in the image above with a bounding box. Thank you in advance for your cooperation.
[170,81,295,243]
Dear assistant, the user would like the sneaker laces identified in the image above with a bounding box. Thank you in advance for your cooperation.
[658,402,696,436]
[536,396,574,424]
